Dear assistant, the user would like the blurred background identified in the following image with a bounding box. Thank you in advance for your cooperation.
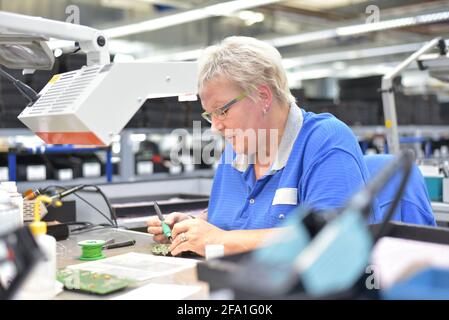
[0,0,448,185]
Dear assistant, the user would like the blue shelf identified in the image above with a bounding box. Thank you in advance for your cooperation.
[7,145,113,183]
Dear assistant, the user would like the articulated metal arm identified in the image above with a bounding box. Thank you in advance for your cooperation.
[0,11,110,66]
[381,37,445,154]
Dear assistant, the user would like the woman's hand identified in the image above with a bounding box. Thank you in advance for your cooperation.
[147,212,191,244]
[169,218,226,257]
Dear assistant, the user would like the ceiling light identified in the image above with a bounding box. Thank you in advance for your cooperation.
[268,11,449,48]
[104,0,279,38]
[237,10,265,26]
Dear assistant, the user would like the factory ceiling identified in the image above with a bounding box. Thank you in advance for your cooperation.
[1,0,449,79]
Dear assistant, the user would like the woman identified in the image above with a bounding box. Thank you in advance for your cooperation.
[147,36,377,257]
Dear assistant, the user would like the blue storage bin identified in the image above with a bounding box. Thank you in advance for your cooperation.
[383,267,449,300]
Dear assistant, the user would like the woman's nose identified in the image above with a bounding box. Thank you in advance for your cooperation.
[211,118,224,132]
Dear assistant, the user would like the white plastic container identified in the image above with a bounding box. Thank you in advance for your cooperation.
[0,182,23,227]
[16,223,58,300]
[0,189,20,236]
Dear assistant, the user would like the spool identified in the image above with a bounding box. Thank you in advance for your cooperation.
[78,240,106,261]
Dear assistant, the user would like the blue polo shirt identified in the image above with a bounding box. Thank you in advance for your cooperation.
[208,103,378,230]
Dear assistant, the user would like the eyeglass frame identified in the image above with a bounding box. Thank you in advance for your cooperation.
[201,92,248,124]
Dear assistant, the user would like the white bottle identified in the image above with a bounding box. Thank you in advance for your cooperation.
[16,220,58,300]
[0,182,23,227]
[0,189,20,236]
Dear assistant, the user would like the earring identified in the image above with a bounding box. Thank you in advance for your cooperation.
[263,105,269,115]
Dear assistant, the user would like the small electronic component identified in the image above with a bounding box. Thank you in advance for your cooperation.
[56,268,133,295]
[151,243,171,256]
[150,243,199,258]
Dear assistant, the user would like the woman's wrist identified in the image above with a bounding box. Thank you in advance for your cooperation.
[215,230,230,255]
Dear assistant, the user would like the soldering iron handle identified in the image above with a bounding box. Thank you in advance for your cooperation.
[153,201,164,221]
[162,222,172,239]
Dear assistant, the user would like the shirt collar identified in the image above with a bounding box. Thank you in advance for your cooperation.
[232,152,252,172]
[232,102,303,173]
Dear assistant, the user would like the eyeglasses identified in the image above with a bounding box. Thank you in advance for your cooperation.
[201,92,247,124]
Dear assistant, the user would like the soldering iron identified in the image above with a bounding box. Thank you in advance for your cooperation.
[153,201,173,242]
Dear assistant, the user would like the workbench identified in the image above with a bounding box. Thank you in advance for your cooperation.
[55,227,209,300]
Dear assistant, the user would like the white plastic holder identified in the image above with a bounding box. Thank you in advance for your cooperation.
[205,244,225,260]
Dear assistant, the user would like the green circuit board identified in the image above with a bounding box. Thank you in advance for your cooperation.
[57,268,133,295]
[151,243,171,256]
[150,243,200,258]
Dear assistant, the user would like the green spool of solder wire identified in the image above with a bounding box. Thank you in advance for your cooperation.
[78,240,106,261]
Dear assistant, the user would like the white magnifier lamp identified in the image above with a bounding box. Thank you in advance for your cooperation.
[0,11,197,146]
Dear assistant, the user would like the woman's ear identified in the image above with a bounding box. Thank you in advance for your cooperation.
[257,85,273,112]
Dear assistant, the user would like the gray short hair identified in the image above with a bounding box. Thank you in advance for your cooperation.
[198,36,295,106]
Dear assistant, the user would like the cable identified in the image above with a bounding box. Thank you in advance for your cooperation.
[63,221,94,232]
[63,185,118,227]
[70,225,114,235]
[0,67,16,82]
[82,185,118,227]
[28,185,133,245]
[0,67,39,102]
[70,222,114,233]
[42,185,116,227]
[70,191,117,227]
[44,185,114,226]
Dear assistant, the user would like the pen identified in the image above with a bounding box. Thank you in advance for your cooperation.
[103,239,136,250]
[154,201,173,242]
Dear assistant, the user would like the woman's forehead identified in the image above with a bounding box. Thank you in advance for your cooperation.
[204,77,234,91]
[200,77,240,101]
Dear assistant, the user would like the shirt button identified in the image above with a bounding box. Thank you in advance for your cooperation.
[278,213,285,220]
[249,198,255,204]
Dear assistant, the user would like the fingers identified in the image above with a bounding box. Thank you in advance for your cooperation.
[148,226,171,243]
[169,220,199,256]
[164,212,188,226]
[169,230,187,252]
[147,212,192,247]
[171,219,192,239]
[153,234,170,244]
[147,213,184,235]
[170,235,194,256]
[148,212,187,228]
[147,216,161,227]
[147,226,163,235]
